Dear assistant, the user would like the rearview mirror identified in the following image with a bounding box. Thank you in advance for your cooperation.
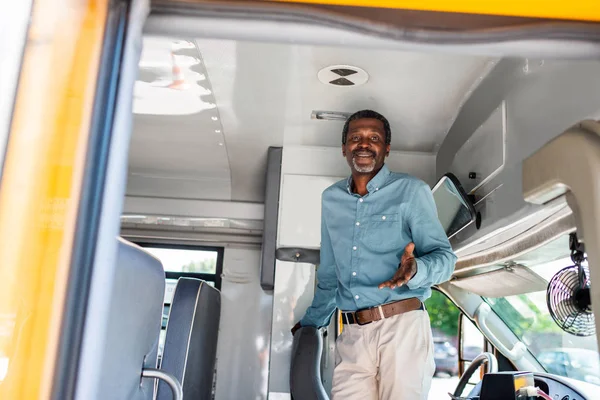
[432,173,477,239]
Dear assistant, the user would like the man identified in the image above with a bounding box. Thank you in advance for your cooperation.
[291,110,457,400]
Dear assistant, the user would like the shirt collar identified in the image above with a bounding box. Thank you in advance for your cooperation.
[346,164,391,195]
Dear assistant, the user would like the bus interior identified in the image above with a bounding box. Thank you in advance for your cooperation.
[3,1,600,400]
[113,4,600,398]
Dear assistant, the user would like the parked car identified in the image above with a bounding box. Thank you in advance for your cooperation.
[434,338,458,376]
[537,348,600,385]
[463,345,483,361]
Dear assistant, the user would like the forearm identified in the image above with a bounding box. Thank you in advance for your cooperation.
[407,247,456,289]
[300,282,337,327]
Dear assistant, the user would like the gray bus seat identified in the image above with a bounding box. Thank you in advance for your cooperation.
[157,278,221,400]
[98,238,166,399]
[290,326,329,400]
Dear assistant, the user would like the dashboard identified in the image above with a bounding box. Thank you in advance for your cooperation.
[468,372,593,400]
[534,373,590,400]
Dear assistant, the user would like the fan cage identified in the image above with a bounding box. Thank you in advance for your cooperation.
[546,264,595,337]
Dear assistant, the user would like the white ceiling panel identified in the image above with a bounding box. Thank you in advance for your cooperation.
[199,39,496,152]
[130,37,232,200]
[129,36,494,203]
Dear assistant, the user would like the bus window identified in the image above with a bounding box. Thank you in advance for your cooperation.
[426,290,462,399]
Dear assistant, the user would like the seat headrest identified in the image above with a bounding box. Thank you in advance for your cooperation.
[98,238,165,399]
[157,278,221,400]
[290,327,329,400]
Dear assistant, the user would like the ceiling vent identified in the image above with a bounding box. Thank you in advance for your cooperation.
[318,65,369,87]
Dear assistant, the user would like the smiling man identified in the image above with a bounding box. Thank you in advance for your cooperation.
[292,110,457,400]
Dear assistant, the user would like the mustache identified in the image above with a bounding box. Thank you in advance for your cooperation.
[352,149,376,157]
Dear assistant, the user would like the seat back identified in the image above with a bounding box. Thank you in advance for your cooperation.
[157,278,221,400]
[98,238,165,399]
[290,327,329,400]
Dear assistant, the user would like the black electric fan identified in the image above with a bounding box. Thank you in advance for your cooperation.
[547,233,595,337]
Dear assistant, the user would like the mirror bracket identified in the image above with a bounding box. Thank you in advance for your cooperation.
[432,172,478,239]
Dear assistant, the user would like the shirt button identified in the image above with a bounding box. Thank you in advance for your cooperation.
[355,295,360,300]
[359,198,363,202]
[382,215,386,220]
[352,272,357,276]
[375,187,379,191]
[353,246,357,251]
[356,222,360,226]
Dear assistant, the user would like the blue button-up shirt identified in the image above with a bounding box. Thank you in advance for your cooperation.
[300,164,457,328]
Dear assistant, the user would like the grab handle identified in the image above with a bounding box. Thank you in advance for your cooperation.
[474,302,527,361]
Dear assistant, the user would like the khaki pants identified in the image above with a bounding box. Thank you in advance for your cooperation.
[331,309,435,400]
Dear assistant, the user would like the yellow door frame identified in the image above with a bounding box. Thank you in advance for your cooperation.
[270,0,600,22]
[0,1,109,398]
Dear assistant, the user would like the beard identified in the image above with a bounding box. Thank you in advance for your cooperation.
[352,153,377,173]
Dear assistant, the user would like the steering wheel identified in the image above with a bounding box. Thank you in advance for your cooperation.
[453,352,498,398]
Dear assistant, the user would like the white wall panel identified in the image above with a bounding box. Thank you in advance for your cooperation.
[278,174,342,248]
[215,248,274,400]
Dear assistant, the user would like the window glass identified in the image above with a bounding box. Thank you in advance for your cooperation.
[143,246,218,274]
[426,290,461,399]
[458,317,486,396]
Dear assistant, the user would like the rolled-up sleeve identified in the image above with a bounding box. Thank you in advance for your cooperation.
[300,201,338,328]
[406,182,457,290]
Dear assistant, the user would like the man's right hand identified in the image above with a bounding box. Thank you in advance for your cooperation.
[291,322,302,336]
[378,242,417,290]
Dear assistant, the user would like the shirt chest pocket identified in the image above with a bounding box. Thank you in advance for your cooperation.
[364,213,403,252]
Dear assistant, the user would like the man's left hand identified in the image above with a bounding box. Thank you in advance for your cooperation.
[378,242,417,290]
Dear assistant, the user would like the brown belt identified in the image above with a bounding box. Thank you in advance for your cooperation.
[341,297,423,326]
